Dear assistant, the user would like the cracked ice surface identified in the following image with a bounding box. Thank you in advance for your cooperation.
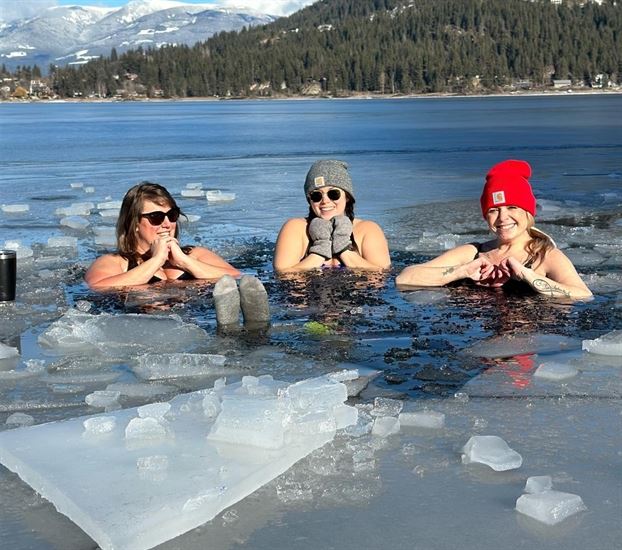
[0,374,356,550]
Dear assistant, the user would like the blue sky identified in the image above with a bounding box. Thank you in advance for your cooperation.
[2,1,315,20]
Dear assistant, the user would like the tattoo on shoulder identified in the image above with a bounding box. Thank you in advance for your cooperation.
[533,279,571,298]
[442,267,455,276]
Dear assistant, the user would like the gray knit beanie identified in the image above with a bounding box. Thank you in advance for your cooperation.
[304,160,355,200]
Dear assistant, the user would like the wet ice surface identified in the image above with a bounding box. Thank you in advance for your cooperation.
[0,194,621,549]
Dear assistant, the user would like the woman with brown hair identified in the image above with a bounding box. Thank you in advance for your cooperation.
[85,182,240,289]
[396,160,592,299]
[273,160,390,272]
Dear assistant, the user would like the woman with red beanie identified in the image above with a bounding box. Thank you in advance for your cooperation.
[396,160,592,299]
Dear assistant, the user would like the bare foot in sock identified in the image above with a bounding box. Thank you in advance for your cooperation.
[239,275,270,325]
[213,275,240,325]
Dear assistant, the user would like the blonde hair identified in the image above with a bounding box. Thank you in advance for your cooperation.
[525,213,555,268]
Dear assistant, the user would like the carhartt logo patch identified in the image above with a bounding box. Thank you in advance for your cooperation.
[313,176,325,187]
[492,191,505,205]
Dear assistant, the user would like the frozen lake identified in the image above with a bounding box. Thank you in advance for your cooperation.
[0,96,621,549]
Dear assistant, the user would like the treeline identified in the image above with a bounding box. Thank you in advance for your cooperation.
[42,0,622,97]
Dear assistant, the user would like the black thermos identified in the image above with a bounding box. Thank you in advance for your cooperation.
[0,250,16,301]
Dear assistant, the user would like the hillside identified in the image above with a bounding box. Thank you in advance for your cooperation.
[9,0,622,98]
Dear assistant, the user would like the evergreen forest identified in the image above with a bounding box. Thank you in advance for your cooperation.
[10,0,622,98]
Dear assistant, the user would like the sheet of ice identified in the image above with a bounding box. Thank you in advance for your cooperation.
[399,410,445,429]
[461,435,523,471]
[99,209,119,219]
[371,416,400,437]
[3,240,34,259]
[370,397,403,417]
[38,310,208,356]
[582,330,622,356]
[55,203,94,217]
[5,412,35,427]
[0,374,354,550]
[97,201,122,210]
[533,362,578,381]
[181,189,204,198]
[515,490,587,525]
[1,204,29,213]
[84,186,95,193]
[464,333,580,358]
[132,353,230,380]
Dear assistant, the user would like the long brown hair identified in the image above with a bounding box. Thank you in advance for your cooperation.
[525,213,555,267]
[116,182,182,260]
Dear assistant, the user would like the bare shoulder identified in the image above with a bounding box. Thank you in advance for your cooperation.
[277,217,309,236]
[352,218,384,235]
[89,253,126,270]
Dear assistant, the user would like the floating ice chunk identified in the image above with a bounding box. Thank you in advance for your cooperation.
[137,402,171,420]
[185,182,203,189]
[524,475,553,494]
[285,376,348,413]
[83,416,116,435]
[516,490,587,525]
[461,435,523,471]
[327,368,359,382]
[97,200,122,210]
[186,214,201,223]
[85,390,121,408]
[534,362,579,381]
[133,352,229,380]
[83,186,95,193]
[402,288,450,304]
[0,342,19,360]
[334,404,358,429]
[582,330,622,356]
[125,417,167,440]
[208,395,289,449]
[70,182,84,188]
[288,410,337,437]
[55,202,93,217]
[1,204,29,213]
[206,190,236,202]
[60,216,90,229]
[399,410,445,429]
[371,416,400,437]
[47,236,78,248]
[39,310,208,356]
[6,412,34,427]
[99,209,119,219]
[371,397,403,417]
[4,240,34,259]
[181,188,204,198]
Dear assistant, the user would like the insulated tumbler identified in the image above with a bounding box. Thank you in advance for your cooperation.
[0,250,16,301]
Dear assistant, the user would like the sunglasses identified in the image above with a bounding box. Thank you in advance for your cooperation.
[308,189,342,203]
[140,207,180,225]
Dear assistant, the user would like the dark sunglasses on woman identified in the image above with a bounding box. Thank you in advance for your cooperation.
[140,207,181,225]
[308,189,342,203]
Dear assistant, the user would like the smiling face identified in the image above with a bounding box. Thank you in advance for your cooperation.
[307,186,347,220]
[485,205,530,243]
[135,199,176,253]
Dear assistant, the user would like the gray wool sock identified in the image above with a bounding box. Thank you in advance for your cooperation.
[213,275,240,325]
[239,275,270,325]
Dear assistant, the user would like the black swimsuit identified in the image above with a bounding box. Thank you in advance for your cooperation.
[471,242,535,293]
[125,246,195,284]
[471,242,535,268]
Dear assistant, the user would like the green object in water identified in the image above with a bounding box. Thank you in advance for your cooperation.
[304,321,332,336]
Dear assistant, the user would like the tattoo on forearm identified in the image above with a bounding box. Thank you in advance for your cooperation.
[533,279,572,298]
[442,267,455,276]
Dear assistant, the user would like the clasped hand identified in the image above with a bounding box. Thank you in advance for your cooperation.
[308,216,353,259]
[468,256,523,288]
[149,236,187,269]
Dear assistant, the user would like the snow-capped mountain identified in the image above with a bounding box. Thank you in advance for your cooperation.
[0,0,276,71]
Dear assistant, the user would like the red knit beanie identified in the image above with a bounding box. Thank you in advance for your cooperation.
[480,159,536,217]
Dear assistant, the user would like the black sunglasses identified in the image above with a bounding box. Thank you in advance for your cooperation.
[308,189,342,203]
[140,207,180,225]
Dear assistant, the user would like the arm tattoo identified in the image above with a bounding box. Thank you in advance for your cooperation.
[442,266,455,276]
[533,279,572,298]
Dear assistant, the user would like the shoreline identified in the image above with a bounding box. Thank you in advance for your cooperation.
[2,87,621,105]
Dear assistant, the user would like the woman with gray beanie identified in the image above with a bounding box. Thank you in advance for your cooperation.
[273,160,390,272]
